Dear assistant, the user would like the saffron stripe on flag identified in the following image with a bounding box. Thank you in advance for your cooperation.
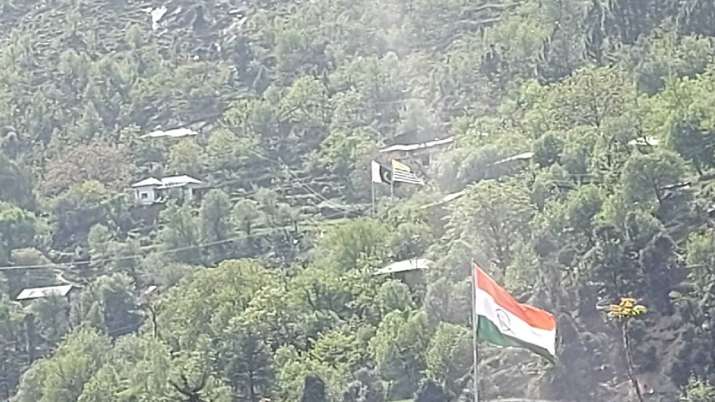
[476,267,555,331]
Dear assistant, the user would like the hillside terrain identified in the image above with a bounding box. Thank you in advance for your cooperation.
[3,0,715,401]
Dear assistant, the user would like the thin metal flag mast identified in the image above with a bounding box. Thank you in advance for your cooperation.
[470,259,480,402]
[371,178,376,215]
[458,238,484,402]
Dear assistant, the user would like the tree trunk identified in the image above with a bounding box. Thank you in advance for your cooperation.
[25,314,35,365]
[249,368,257,402]
[622,321,644,402]
[653,183,663,207]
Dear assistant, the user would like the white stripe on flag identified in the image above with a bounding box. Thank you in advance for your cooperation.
[371,161,382,183]
[393,172,424,184]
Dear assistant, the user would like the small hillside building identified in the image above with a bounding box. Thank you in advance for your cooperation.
[16,284,78,304]
[132,177,163,205]
[374,258,433,275]
[131,175,203,206]
[379,137,454,167]
[140,127,198,139]
[373,258,433,290]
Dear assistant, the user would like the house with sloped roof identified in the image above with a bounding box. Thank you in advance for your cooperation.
[373,258,433,290]
[16,284,78,304]
[131,175,203,206]
[378,137,455,172]
[374,258,433,275]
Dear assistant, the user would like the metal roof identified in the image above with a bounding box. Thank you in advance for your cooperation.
[131,177,163,188]
[628,137,660,146]
[131,175,202,189]
[16,285,76,301]
[379,137,455,153]
[492,151,534,165]
[140,127,198,139]
[374,258,433,275]
[419,190,467,210]
[159,175,202,188]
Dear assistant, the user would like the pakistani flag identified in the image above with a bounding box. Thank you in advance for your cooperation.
[474,265,557,362]
[371,161,392,185]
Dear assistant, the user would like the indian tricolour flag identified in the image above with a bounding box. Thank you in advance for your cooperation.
[474,265,557,362]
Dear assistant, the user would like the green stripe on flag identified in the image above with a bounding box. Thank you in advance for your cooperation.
[477,315,555,364]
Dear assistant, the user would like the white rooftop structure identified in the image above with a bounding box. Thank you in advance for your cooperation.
[159,175,202,188]
[16,285,76,301]
[149,6,168,31]
[492,151,534,166]
[131,175,203,205]
[140,128,198,139]
[628,136,660,147]
[131,175,202,189]
[139,285,159,304]
[131,177,163,188]
[374,258,433,275]
[379,137,455,153]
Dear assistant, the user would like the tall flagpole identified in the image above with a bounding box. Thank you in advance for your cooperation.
[470,261,480,402]
[371,181,376,216]
[390,175,395,200]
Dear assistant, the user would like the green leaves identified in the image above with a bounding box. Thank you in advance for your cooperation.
[199,190,233,263]
[159,203,200,265]
[14,328,111,402]
[685,231,715,303]
[167,140,205,178]
[221,321,275,401]
[232,199,262,236]
[77,336,174,402]
[0,202,36,259]
[377,280,414,314]
[447,179,534,270]
[681,376,715,402]
[425,323,472,399]
[369,310,430,396]
[313,218,390,272]
[621,149,687,211]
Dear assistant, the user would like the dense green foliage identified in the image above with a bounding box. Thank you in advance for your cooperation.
[3,0,715,401]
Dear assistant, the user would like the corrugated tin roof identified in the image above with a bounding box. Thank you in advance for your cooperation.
[160,175,202,187]
[379,137,455,153]
[131,177,163,187]
[131,175,203,189]
[16,285,75,301]
[374,258,433,275]
[140,128,198,139]
[492,151,534,165]
[628,137,660,146]
[419,190,467,210]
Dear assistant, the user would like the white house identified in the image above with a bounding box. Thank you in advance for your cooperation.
[131,177,163,205]
[131,175,203,206]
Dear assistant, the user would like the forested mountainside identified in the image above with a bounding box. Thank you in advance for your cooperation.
[4,0,715,401]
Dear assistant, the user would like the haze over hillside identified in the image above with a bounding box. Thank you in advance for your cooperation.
[2,1,715,401]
